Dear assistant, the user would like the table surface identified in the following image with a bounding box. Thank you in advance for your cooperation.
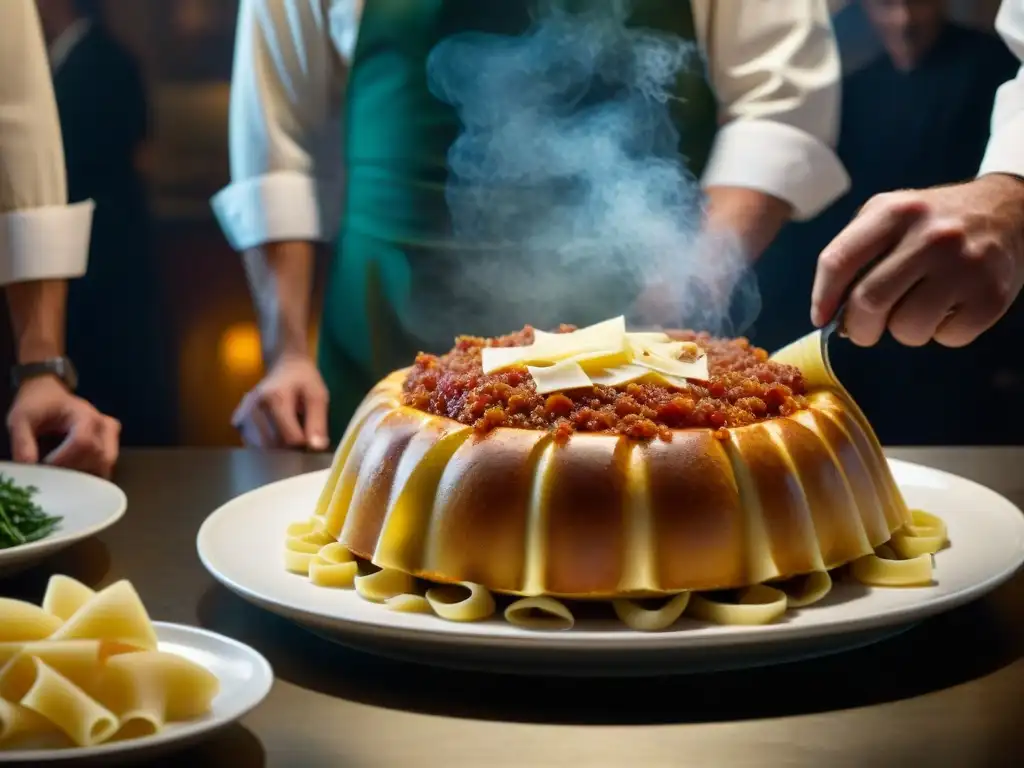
[4,447,1024,768]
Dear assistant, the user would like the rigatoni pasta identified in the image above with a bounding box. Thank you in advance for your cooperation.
[0,576,219,751]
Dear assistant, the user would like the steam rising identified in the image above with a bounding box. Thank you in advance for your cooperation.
[409,0,759,346]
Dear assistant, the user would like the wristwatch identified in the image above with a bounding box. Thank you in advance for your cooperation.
[10,357,79,392]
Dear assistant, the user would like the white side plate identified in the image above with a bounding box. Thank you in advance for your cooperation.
[0,622,274,763]
[0,462,127,578]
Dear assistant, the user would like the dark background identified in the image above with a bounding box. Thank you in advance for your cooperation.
[0,0,1017,451]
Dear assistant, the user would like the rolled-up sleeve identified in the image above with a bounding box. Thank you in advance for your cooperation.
[978,0,1024,179]
[211,0,353,251]
[696,0,850,220]
[0,1,93,285]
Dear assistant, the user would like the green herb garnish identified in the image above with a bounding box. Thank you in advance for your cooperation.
[0,474,62,549]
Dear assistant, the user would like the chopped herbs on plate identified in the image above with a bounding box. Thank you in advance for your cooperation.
[0,474,62,549]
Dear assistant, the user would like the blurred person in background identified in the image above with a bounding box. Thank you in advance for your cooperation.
[213,0,851,449]
[1,0,120,477]
[35,0,177,447]
[755,0,1023,445]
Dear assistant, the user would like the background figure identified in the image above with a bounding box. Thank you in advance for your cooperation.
[36,0,176,446]
[752,0,1021,445]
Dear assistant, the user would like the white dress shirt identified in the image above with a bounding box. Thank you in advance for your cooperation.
[0,1,93,285]
[212,0,852,252]
[979,0,1024,179]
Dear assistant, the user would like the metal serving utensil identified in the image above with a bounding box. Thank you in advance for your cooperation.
[767,240,893,387]
[768,286,854,390]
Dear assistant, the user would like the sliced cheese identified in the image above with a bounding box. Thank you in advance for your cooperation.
[589,364,652,387]
[484,316,628,374]
[589,365,701,390]
[634,353,709,381]
[629,338,700,361]
[527,360,594,395]
[481,344,553,373]
[565,332,632,372]
[484,316,710,393]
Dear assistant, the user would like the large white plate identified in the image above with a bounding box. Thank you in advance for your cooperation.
[0,462,127,578]
[0,622,274,763]
[196,459,1024,674]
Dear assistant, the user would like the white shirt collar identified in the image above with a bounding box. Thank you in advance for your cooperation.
[48,17,93,73]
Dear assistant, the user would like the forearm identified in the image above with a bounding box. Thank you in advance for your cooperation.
[5,279,67,363]
[703,186,793,262]
[242,240,315,363]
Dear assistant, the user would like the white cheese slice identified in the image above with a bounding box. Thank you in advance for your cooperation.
[527,360,594,395]
[533,315,626,346]
[629,338,701,360]
[633,353,710,381]
[481,343,558,374]
[486,316,629,374]
[589,364,651,387]
[589,364,706,389]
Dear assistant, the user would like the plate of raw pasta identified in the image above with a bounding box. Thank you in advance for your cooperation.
[0,575,273,761]
[197,458,1024,674]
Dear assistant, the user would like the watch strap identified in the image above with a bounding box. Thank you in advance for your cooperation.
[11,357,78,392]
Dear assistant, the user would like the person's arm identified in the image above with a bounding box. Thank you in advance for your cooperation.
[210,0,353,363]
[809,1,1024,347]
[978,0,1024,185]
[0,1,93,363]
[212,0,356,448]
[694,0,849,260]
[0,2,117,478]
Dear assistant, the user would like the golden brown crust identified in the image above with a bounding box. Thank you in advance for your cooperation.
[317,371,912,598]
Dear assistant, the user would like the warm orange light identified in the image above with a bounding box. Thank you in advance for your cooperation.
[219,323,262,376]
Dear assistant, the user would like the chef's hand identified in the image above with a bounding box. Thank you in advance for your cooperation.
[811,174,1024,347]
[7,376,121,479]
[232,352,329,450]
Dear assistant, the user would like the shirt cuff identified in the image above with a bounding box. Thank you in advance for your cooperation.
[0,201,94,285]
[701,119,850,221]
[978,114,1024,180]
[210,171,342,251]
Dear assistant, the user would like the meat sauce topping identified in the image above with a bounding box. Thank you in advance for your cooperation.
[401,326,808,443]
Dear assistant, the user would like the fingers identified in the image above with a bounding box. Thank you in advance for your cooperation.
[932,297,1006,348]
[811,193,922,326]
[300,383,330,451]
[884,276,960,347]
[233,359,333,450]
[45,415,120,478]
[7,413,39,465]
[260,388,305,447]
[97,417,120,478]
[840,237,937,346]
[233,387,309,448]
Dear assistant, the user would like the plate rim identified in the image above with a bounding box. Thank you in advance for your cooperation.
[0,462,127,563]
[196,457,1024,652]
[0,621,274,763]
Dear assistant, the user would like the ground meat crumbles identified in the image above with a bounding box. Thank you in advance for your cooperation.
[401,325,808,443]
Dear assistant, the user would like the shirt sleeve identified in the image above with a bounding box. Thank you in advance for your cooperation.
[210,0,355,251]
[0,1,93,285]
[695,0,850,221]
[978,0,1024,179]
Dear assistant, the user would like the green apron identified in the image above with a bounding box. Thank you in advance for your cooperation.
[318,0,718,440]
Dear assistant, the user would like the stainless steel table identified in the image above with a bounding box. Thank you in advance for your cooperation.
[4,448,1024,768]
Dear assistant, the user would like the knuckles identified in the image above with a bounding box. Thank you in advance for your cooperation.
[849,282,890,316]
[918,218,966,248]
[260,387,289,408]
[867,191,930,219]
